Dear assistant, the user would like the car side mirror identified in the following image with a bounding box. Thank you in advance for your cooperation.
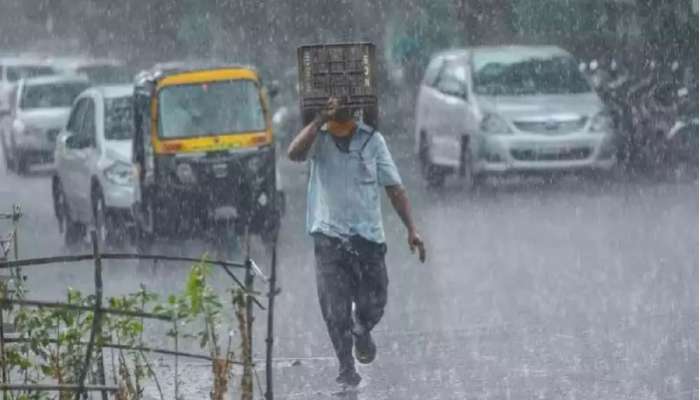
[267,80,280,99]
[65,134,92,149]
[443,84,467,101]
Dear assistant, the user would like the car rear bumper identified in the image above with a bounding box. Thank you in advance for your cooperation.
[475,131,617,173]
[14,129,60,154]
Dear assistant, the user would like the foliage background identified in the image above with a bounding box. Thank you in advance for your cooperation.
[0,0,696,85]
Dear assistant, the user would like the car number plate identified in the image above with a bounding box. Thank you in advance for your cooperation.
[538,146,565,155]
[212,163,228,178]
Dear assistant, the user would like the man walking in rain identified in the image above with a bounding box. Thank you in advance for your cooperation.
[287,97,426,387]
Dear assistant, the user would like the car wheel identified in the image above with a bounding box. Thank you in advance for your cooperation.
[460,137,480,191]
[93,190,127,249]
[419,132,446,188]
[52,178,66,233]
[4,153,13,172]
[1,139,13,172]
[92,191,111,248]
[63,201,85,250]
[15,153,29,175]
[134,211,154,256]
[5,150,16,173]
[212,218,239,260]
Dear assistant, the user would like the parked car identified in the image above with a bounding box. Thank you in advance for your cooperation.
[52,85,135,247]
[414,46,618,187]
[1,75,89,173]
[271,68,301,147]
[0,57,56,113]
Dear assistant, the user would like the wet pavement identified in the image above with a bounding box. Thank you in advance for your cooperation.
[0,128,697,399]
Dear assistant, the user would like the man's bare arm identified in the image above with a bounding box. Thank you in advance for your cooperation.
[385,185,426,262]
[287,97,338,162]
[287,119,322,162]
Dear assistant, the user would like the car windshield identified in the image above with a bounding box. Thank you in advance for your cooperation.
[472,53,592,96]
[104,96,133,140]
[158,79,265,138]
[6,65,55,82]
[78,65,133,84]
[20,82,88,109]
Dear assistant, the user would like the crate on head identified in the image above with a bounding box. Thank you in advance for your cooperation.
[297,42,378,127]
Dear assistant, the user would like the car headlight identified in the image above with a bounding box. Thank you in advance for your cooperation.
[590,112,613,132]
[480,113,512,135]
[12,119,25,133]
[176,162,197,184]
[104,161,133,186]
[12,119,40,136]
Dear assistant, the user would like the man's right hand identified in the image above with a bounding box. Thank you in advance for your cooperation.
[315,97,339,124]
[289,98,338,161]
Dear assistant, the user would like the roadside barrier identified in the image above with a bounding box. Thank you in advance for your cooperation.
[0,204,280,400]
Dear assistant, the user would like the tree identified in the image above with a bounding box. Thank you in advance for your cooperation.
[457,0,515,45]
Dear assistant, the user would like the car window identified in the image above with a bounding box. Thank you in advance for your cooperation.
[79,99,96,144]
[104,96,133,140]
[78,65,133,84]
[435,61,468,98]
[423,57,443,87]
[6,66,55,82]
[158,79,265,138]
[472,53,591,96]
[66,98,88,133]
[20,81,89,109]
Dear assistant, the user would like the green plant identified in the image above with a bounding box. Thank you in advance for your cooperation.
[1,257,255,400]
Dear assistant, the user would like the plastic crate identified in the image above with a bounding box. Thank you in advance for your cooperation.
[297,42,378,126]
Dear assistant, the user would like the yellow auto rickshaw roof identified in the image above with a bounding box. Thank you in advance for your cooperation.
[156,67,259,90]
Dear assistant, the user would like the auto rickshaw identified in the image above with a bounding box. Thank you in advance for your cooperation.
[131,65,282,253]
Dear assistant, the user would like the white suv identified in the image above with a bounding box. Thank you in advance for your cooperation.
[53,85,134,248]
[415,46,617,187]
[0,57,56,112]
[1,75,89,173]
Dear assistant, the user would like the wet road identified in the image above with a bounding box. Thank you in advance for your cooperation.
[0,132,697,399]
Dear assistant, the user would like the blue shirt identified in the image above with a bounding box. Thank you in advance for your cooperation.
[306,123,403,244]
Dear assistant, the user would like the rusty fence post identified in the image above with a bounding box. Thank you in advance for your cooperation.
[242,259,255,400]
[264,229,279,400]
[0,280,7,399]
[12,204,20,261]
[75,231,106,400]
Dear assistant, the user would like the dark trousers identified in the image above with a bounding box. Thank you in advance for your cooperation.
[313,234,388,371]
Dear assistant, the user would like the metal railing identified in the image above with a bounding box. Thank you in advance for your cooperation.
[0,206,280,399]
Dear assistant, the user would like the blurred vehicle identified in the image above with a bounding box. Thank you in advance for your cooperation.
[664,88,698,176]
[1,75,89,173]
[415,46,617,187]
[52,85,135,248]
[0,57,56,113]
[271,68,301,147]
[131,65,283,253]
[626,62,698,175]
[53,58,134,85]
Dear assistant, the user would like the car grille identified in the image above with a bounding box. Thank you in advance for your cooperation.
[510,147,592,161]
[514,118,588,135]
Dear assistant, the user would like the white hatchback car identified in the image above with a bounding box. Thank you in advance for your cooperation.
[415,46,617,187]
[53,85,134,247]
[1,75,89,173]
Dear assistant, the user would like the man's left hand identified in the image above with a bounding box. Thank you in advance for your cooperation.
[408,229,426,263]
